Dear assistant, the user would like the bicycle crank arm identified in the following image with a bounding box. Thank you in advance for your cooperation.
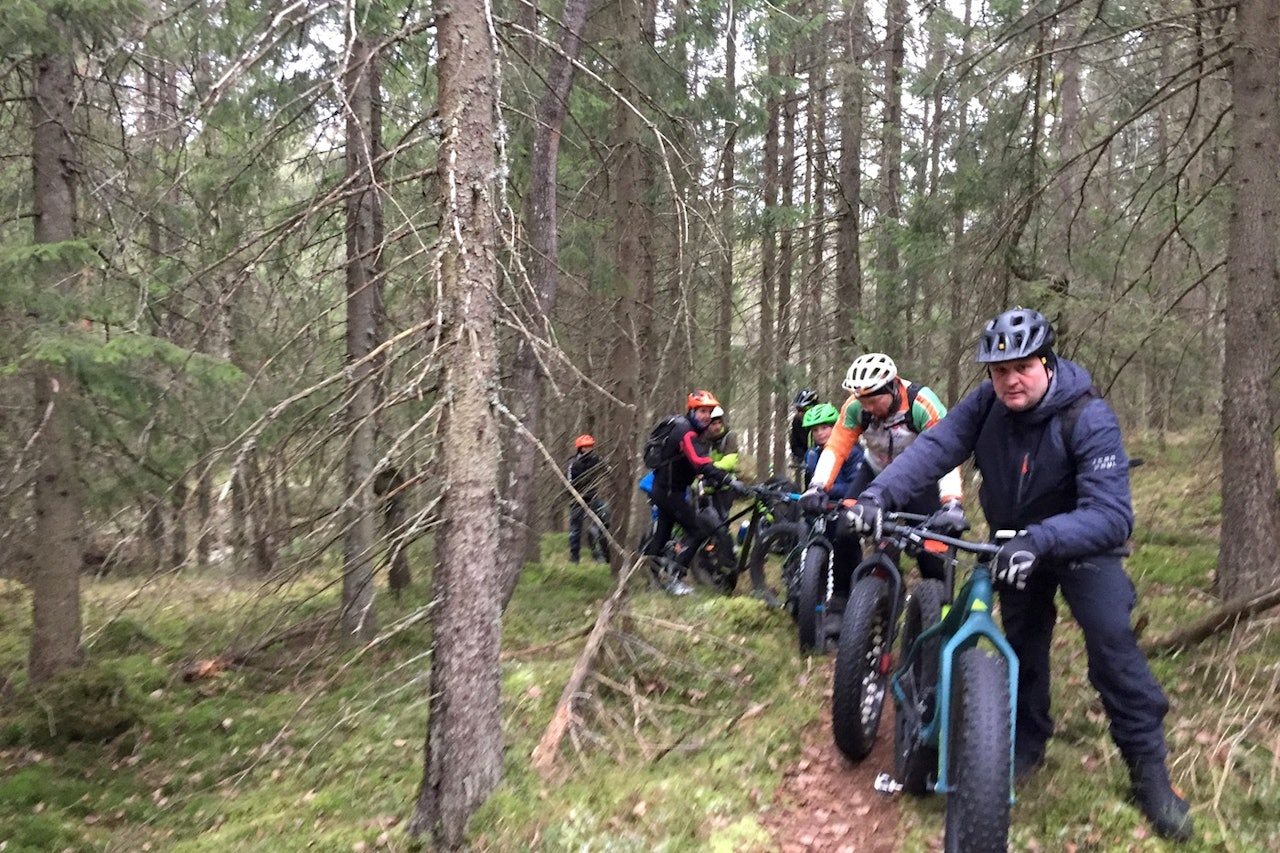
[873,773,904,796]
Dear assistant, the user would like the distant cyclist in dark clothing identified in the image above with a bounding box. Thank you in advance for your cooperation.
[566,434,608,564]
[645,390,748,594]
[789,388,818,486]
[843,308,1193,842]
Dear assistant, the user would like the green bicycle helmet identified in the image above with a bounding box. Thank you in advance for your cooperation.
[802,402,840,429]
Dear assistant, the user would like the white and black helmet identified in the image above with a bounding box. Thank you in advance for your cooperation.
[842,353,898,396]
[977,308,1055,363]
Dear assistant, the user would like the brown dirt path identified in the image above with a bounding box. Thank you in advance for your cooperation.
[758,659,903,853]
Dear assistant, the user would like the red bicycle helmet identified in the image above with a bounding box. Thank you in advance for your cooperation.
[574,434,595,450]
[687,389,720,410]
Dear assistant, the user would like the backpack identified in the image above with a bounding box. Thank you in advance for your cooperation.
[643,415,682,470]
[860,382,923,432]
[1058,385,1101,465]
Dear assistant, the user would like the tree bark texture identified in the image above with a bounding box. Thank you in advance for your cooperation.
[342,33,384,640]
[757,52,781,481]
[603,0,657,565]
[406,0,504,844]
[875,0,906,350]
[835,0,864,350]
[1218,0,1280,602]
[28,36,85,684]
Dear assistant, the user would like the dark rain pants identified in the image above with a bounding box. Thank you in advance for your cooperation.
[998,553,1170,767]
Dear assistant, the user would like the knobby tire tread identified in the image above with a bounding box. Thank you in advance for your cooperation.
[943,646,1012,853]
[748,520,804,608]
[797,543,830,653]
[832,575,892,761]
[895,579,946,795]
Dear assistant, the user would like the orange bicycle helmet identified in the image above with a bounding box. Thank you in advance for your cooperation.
[687,389,720,410]
[574,434,595,450]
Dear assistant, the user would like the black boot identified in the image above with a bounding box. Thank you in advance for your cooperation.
[1129,762,1193,842]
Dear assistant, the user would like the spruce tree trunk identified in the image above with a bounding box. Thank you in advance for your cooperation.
[28,34,85,683]
[1219,0,1280,601]
[407,0,504,843]
[835,0,865,348]
[757,53,781,481]
[341,33,383,640]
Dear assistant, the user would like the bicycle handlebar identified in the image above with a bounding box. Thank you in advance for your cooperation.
[880,514,1002,559]
[747,484,802,503]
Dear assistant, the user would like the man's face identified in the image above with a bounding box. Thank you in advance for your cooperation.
[859,390,894,420]
[691,405,714,427]
[990,356,1052,412]
[811,424,833,447]
[707,419,725,438]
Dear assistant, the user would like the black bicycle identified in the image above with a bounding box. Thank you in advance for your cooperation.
[690,483,801,597]
[790,499,852,654]
[830,511,940,760]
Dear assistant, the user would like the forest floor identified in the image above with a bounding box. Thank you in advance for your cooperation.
[758,659,901,853]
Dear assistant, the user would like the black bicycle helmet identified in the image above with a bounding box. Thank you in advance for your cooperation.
[792,388,819,409]
[976,308,1056,363]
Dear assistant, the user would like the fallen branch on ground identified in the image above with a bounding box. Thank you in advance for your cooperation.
[180,614,335,681]
[1142,583,1280,655]
[501,625,593,660]
[531,556,641,775]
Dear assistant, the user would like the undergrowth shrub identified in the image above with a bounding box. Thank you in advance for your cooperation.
[8,662,144,748]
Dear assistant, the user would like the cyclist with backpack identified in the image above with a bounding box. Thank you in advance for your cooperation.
[643,390,749,595]
[801,353,963,584]
[566,434,609,564]
[841,308,1192,841]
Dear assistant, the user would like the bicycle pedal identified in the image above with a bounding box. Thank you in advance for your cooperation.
[873,772,903,796]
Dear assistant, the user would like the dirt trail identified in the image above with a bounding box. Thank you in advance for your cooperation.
[759,660,903,853]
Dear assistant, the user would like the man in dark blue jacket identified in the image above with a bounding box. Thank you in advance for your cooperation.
[844,308,1193,842]
[645,390,748,595]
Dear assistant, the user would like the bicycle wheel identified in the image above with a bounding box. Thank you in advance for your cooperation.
[895,578,946,795]
[747,520,804,608]
[691,527,738,594]
[831,574,892,760]
[943,646,1012,853]
[796,542,831,654]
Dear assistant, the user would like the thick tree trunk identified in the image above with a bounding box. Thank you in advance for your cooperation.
[406,0,504,845]
[341,33,384,640]
[28,37,85,684]
[1218,0,1280,601]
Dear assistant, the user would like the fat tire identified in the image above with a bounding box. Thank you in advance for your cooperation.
[831,575,893,760]
[797,543,830,653]
[943,646,1012,853]
[895,579,947,795]
[691,527,738,594]
[748,520,805,608]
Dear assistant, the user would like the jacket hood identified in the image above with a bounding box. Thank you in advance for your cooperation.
[1016,357,1094,425]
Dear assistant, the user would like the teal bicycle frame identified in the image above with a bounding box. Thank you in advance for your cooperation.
[887,524,1020,802]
